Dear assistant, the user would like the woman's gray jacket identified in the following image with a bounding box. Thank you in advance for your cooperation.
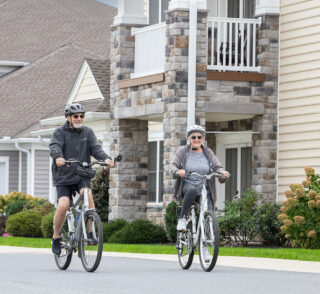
[169,145,225,205]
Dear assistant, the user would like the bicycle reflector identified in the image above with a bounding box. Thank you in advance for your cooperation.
[75,166,96,179]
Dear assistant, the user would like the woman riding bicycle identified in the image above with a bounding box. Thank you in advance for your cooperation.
[170,125,229,231]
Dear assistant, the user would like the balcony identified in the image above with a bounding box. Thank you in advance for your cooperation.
[207,17,261,72]
[131,22,166,79]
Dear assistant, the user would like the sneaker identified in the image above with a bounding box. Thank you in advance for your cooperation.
[51,238,61,256]
[87,232,97,245]
[176,217,187,231]
[203,246,211,262]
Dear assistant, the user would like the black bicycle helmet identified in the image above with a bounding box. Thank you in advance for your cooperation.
[64,103,85,117]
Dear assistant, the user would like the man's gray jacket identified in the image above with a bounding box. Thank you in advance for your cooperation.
[49,121,110,186]
[169,145,225,205]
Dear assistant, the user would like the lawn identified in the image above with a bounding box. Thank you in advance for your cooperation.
[1,237,320,262]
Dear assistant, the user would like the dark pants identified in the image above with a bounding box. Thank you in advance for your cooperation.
[180,181,213,218]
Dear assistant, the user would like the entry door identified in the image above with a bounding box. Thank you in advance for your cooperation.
[0,157,9,195]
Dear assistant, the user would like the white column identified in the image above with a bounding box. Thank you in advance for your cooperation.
[114,0,147,25]
[168,0,207,10]
[255,0,280,16]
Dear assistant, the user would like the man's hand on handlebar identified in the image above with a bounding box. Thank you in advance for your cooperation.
[104,158,114,167]
[56,157,66,167]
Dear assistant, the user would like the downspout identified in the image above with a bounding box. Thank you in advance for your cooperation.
[187,0,197,127]
[15,143,31,194]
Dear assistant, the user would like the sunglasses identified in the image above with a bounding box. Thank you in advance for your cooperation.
[191,136,203,140]
[72,114,84,119]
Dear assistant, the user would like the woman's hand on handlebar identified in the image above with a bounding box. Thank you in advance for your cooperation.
[221,170,230,180]
[104,158,114,167]
[177,169,186,178]
[56,157,66,167]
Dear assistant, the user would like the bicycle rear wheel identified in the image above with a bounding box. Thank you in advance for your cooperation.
[177,218,194,270]
[79,210,103,272]
[54,218,73,270]
[199,211,219,272]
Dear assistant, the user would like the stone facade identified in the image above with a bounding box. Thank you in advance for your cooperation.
[109,8,279,223]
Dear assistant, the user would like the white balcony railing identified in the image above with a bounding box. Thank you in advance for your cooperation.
[131,22,166,79]
[207,17,261,72]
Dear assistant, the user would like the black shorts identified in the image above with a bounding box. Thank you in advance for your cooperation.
[56,182,90,200]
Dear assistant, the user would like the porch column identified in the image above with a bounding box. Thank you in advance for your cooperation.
[114,0,147,25]
[255,0,280,16]
[162,6,208,210]
[252,11,279,201]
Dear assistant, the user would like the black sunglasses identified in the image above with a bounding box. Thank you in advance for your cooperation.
[72,114,84,119]
[191,136,203,140]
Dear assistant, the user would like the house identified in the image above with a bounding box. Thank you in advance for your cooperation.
[108,0,279,224]
[278,0,320,201]
[0,0,116,198]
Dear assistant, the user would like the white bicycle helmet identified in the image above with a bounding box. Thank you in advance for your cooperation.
[186,125,206,138]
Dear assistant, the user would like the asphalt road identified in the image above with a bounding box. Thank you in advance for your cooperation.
[1,251,320,294]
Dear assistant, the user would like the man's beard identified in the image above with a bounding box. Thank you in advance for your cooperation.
[72,122,83,129]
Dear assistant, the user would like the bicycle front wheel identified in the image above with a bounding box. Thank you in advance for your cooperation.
[79,210,103,272]
[199,211,219,272]
[54,218,73,270]
[177,219,194,270]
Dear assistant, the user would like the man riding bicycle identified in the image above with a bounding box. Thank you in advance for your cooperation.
[49,103,113,256]
[170,125,229,231]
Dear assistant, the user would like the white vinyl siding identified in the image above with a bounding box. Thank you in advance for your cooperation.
[278,0,320,201]
[73,67,103,102]
[34,150,50,198]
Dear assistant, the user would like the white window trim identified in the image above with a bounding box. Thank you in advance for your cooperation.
[215,133,252,210]
[147,132,164,205]
[147,0,167,25]
[0,156,9,195]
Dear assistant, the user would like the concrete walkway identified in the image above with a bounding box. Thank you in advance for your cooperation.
[1,245,320,273]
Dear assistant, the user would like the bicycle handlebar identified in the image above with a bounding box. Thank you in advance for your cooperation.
[64,154,122,167]
[187,171,231,180]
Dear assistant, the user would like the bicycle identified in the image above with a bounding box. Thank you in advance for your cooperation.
[54,155,122,272]
[176,171,230,272]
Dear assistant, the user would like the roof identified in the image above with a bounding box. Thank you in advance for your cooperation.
[0,0,116,139]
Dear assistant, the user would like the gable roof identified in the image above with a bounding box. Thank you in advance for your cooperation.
[0,0,116,139]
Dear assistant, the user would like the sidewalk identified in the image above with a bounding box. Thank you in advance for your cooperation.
[0,245,319,273]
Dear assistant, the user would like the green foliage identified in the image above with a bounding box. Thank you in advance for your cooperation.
[218,189,261,246]
[23,200,54,216]
[6,210,43,237]
[165,200,178,243]
[256,202,285,246]
[41,211,55,238]
[91,167,109,222]
[279,167,320,249]
[6,200,29,217]
[103,219,128,243]
[108,219,168,244]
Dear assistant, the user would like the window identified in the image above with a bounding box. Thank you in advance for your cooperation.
[147,140,164,203]
[0,157,9,195]
[228,0,254,18]
[149,0,169,25]
[225,146,252,201]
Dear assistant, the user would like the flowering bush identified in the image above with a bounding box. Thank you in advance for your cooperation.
[278,167,320,248]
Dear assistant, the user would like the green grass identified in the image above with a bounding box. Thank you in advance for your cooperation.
[1,237,320,262]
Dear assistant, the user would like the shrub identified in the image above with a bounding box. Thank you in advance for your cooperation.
[91,167,109,222]
[108,219,168,244]
[41,211,55,238]
[103,219,128,243]
[0,215,6,236]
[278,167,320,248]
[165,200,178,243]
[218,189,261,246]
[256,202,285,246]
[23,200,54,216]
[6,199,29,217]
[6,210,43,237]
